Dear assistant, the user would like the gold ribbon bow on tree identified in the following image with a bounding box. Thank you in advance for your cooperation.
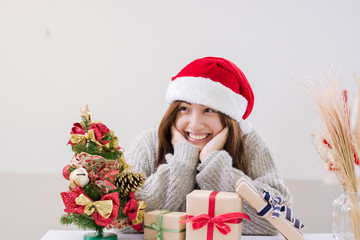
[75,194,113,219]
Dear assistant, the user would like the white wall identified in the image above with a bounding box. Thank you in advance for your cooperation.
[1,0,360,180]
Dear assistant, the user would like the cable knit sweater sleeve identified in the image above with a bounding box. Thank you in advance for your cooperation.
[196,129,292,235]
[125,129,199,212]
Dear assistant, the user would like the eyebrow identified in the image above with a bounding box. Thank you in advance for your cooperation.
[181,101,216,111]
[181,101,191,105]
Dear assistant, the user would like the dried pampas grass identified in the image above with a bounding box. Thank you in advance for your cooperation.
[304,70,360,240]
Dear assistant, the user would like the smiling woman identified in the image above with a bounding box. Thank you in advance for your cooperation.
[175,102,223,151]
[156,100,248,174]
[120,57,292,235]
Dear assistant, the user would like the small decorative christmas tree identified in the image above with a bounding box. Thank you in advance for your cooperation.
[60,105,146,240]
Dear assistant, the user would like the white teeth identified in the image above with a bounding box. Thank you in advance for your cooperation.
[189,133,208,140]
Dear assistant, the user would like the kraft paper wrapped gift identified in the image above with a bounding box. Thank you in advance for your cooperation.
[144,210,186,240]
[184,190,250,240]
[236,177,304,240]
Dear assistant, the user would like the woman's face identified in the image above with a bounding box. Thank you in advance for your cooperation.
[175,102,224,151]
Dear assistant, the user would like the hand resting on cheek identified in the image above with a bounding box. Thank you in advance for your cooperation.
[199,127,229,162]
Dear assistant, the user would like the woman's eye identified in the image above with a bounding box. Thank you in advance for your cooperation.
[179,106,189,112]
[204,108,216,113]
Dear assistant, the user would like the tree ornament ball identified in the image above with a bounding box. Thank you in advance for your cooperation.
[69,167,89,188]
[62,165,71,180]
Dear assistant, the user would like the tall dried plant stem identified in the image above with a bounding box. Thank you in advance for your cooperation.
[354,73,360,153]
[352,72,360,238]
[309,72,360,240]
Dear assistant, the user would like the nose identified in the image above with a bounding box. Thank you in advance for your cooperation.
[188,112,205,131]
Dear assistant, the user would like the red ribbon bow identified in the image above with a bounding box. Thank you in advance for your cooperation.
[180,191,250,240]
[182,212,250,235]
[61,187,120,227]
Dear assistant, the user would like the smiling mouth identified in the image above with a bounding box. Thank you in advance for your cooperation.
[186,132,211,142]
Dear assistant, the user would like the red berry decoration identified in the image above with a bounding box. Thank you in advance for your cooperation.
[62,164,70,180]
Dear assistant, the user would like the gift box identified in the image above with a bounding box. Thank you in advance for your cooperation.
[144,210,186,240]
[183,190,250,240]
[235,177,304,240]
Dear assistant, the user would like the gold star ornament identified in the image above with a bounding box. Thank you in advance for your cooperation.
[80,105,93,122]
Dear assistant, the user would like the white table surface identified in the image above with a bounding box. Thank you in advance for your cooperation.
[41,230,334,240]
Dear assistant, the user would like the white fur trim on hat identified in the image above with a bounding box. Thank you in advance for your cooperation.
[165,76,248,122]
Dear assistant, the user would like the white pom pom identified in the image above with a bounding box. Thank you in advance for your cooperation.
[239,119,252,136]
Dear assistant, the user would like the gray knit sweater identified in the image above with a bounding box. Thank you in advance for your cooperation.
[125,128,292,235]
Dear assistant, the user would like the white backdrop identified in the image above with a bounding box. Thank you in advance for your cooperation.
[1,0,359,180]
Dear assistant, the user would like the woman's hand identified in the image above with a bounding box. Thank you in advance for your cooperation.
[171,125,188,146]
[199,127,229,162]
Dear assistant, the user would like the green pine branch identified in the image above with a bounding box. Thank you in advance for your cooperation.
[81,117,90,131]
[60,213,104,232]
[117,197,129,220]
[72,142,122,160]
[102,134,112,142]
[68,165,76,174]
[83,184,101,201]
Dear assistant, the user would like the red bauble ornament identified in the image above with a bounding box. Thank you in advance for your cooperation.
[63,165,71,180]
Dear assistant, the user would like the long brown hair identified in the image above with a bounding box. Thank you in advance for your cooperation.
[156,101,248,174]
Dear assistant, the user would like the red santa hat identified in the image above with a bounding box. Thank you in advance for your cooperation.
[165,57,254,135]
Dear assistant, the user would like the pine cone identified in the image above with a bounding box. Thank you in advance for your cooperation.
[114,172,145,197]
